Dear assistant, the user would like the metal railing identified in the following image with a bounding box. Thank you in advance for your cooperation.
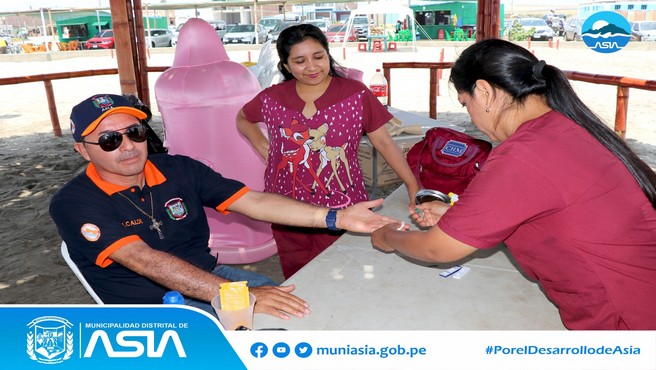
[382,62,656,139]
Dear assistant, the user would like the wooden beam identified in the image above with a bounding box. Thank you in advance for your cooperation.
[132,0,151,107]
[109,0,138,96]
[476,0,501,41]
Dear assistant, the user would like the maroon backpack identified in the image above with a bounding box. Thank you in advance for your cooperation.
[406,127,492,195]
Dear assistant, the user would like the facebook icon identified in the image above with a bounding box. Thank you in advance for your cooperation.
[250,342,268,358]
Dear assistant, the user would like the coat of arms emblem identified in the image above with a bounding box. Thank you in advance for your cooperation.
[26,316,74,364]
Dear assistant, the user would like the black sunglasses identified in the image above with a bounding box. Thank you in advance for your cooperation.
[81,125,148,152]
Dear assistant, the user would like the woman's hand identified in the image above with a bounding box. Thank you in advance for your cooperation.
[409,201,449,228]
[406,184,420,208]
[250,285,310,320]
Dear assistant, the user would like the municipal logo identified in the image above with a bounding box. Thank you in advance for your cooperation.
[441,140,467,157]
[92,95,114,110]
[26,316,74,364]
[81,223,101,241]
[165,198,188,220]
[581,11,631,53]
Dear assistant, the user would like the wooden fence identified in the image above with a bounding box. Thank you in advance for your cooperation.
[0,63,654,140]
[382,62,656,139]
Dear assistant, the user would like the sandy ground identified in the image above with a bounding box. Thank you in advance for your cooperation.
[0,39,654,304]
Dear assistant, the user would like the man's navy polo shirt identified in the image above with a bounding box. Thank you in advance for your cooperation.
[49,154,248,303]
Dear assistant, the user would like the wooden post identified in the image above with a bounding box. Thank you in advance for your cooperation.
[133,0,151,107]
[615,86,629,139]
[383,67,391,107]
[429,67,437,119]
[44,79,62,137]
[476,0,501,41]
[109,0,138,96]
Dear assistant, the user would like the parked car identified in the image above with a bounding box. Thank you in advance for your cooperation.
[209,20,230,39]
[564,17,586,41]
[144,28,173,47]
[1,32,11,45]
[326,24,358,42]
[258,17,282,33]
[516,18,555,41]
[346,16,372,41]
[172,21,233,46]
[503,19,514,37]
[304,19,331,33]
[631,21,656,41]
[85,29,115,49]
[267,21,300,42]
[222,24,267,44]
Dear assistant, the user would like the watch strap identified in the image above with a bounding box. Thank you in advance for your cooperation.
[326,209,339,231]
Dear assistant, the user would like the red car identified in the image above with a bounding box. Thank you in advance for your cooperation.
[86,29,115,49]
[326,24,357,42]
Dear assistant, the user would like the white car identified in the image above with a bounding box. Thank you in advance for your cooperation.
[145,29,173,47]
[516,18,555,41]
[304,19,331,33]
[222,24,268,44]
[631,21,656,41]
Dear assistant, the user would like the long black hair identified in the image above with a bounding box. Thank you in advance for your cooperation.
[449,39,656,207]
[276,24,344,81]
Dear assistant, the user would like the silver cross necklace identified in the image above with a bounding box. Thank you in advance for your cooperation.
[117,191,164,239]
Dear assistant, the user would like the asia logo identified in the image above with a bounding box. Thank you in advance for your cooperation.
[26,316,74,364]
[581,11,632,53]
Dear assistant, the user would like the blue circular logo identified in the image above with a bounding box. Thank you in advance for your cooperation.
[272,342,291,358]
[294,342,313,358]
[581,11,631,53]
[250,342,268,358]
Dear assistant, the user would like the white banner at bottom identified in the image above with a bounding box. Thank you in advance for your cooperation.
[226,330,655,370]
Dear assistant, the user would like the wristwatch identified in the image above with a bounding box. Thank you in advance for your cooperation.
[325,209,340,231]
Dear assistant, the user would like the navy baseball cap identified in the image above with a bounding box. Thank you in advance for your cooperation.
[70,94,147,142]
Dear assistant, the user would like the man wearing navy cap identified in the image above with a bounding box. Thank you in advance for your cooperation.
[50,93,403,319]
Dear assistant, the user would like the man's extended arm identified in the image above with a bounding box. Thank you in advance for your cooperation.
[228,191,403,232]
[109,240,309,319]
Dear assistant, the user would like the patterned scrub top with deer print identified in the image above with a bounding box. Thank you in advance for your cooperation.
[242,77,393,209]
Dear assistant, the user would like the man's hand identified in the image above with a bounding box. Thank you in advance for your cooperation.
[250,284,310,319]
[336,198,406,233]
[371,223,407,253]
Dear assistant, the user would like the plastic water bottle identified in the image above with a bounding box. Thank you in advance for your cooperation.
[369,68,388,106]
[163,291,184,304]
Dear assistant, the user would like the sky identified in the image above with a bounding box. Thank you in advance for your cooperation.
[0,0,584,13]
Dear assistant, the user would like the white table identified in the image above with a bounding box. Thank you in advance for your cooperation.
[361,107,465,195]
[254,185,565,330]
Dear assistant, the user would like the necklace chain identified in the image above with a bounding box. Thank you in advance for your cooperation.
[117,191,164,239]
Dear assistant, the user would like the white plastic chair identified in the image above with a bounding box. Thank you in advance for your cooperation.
[60,241,104,304]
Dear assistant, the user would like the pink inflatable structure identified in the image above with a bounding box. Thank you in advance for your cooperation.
[154,18,276,264]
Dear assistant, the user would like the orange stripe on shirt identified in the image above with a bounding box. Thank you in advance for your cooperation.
[95,234,142,268]
[215,186,250,214]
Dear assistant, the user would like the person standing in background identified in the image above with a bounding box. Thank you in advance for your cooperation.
[237,24,420,278]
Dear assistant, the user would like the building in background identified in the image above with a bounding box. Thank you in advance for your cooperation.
[410,0,505,39]
[578,0,656,20]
